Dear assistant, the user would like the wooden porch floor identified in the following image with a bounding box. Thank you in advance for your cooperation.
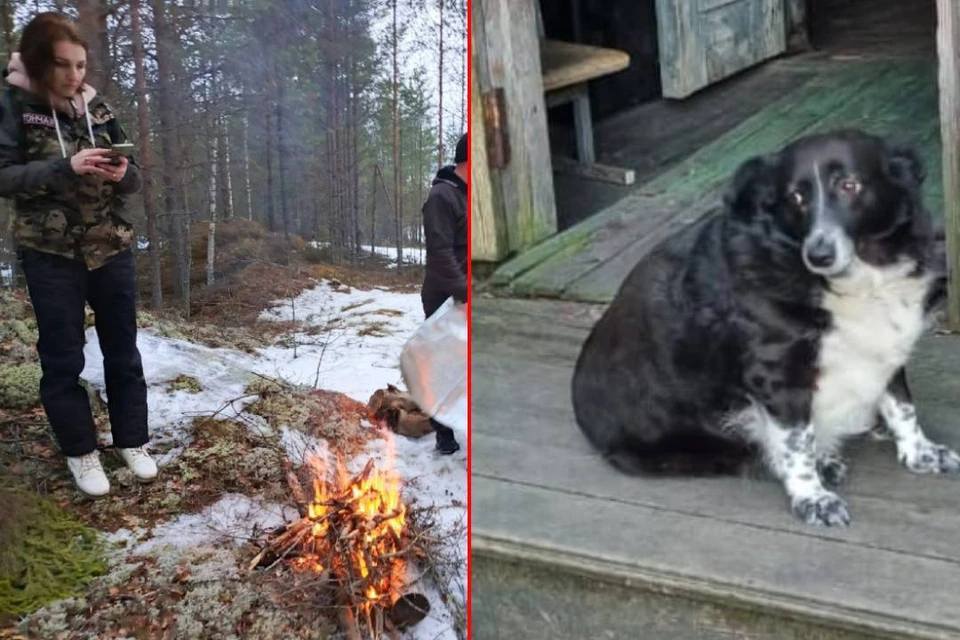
[472,296,960,639]
[493,57,942,303]
[473,31,959,636]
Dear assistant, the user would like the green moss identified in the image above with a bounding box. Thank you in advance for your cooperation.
[0,363,42,411]
[165,374,203,394]
[0,482,108,619]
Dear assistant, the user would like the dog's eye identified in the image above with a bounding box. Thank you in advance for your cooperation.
[789,191,805,207]
[838,178,862,195]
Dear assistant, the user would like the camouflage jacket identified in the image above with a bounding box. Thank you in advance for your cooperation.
[0,84,142,269]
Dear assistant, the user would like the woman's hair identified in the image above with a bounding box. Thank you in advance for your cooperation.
[19,12,87,94]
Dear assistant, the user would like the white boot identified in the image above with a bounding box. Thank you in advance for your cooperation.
[117,446,158,482]
[66,452,110,497]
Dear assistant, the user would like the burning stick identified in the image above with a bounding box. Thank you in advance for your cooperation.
[252,450,430,639]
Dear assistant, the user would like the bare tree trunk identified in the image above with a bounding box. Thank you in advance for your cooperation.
[243,110,253,221]
[218,111,233,221]
[369,164,379,252]
[207,115,218,286]
[418,121,425,264]
[77,0,111,95]
[460,0,467,134]
[351,80,361,255]
[327,135,336,253]
[151,0,189,316]
[392,0,402,269]
[265,109,276,232]
[276,79,290,243]
[0,1,14,60]
[130,0,161,310]
[438,0,444,167]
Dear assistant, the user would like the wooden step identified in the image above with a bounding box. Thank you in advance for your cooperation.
[472,296,960,640]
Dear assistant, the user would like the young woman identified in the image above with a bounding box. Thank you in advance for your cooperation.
[0,12,155,496]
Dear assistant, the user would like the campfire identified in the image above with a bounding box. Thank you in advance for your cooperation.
[251,440,430,639]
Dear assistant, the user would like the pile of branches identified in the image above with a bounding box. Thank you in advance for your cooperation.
[250,460,431,640]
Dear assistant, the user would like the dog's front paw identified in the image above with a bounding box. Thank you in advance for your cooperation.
[900,441,960,474]
[791,491,851,527]
[816,454,848,487]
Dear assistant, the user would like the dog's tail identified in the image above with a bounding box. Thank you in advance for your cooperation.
[604,432,755,476]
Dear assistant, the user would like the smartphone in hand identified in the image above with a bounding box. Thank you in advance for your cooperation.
[105,142,134,166]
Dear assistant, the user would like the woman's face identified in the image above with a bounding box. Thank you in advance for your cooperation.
[48,41,86,99]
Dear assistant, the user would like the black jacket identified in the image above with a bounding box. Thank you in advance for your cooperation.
[421,165,467,316]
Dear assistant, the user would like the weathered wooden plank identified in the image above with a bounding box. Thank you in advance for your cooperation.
[561,200,716,302]
[472,296,960,637]
[935,0,960,330]
[475,434,960,565]
[656,0,786,99]
[490,69,834,286]
[539,40,630,93]
[475,0,557,257]
[473,477,960,640]
[474,555,884,640]
[644,62,903,200]
[540,63,933,303]
[552,156,635,185]
[473,296,960,498]
[470,19,509,262]
[508,191,703,298]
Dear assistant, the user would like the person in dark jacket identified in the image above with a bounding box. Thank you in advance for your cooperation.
[0,13,155,497]
[420,133,468,454]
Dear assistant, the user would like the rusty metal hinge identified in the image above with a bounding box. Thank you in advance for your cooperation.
[482,88,510,170]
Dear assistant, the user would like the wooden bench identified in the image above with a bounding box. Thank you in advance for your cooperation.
[540,39,635,185]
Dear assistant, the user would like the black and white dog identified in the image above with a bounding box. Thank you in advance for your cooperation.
[571,130,956,526]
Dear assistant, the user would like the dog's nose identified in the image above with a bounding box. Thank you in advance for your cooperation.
[804,236,837,268]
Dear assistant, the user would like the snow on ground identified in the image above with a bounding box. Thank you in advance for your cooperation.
[256,281,427,404]
[368,244,425,266]
[131,494,298,556]
[311,241,426,267]
[79,277,467,640]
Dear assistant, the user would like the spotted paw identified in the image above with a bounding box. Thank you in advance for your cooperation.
[791,491,851,527]
[900,441,960,475]
[816,455,848,487]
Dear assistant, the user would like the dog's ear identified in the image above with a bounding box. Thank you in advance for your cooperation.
[725,154,779,215]
[885,141,925,188]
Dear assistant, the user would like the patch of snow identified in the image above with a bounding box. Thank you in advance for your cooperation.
[309,241,425,266]
[0,262,12,287]
[76,278,466,639]
[82,329,261,455]
[133,494,296,555]
[257,280,427,403]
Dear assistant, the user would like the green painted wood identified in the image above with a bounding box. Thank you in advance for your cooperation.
[643,62,906,200]
[502,60,945,304]
[490,69,844,286]
[509,191,706,298]
[656,0,787,99]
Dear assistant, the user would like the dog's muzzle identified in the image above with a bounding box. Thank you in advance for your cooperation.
[802,228,853,277]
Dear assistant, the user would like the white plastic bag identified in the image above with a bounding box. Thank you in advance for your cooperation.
[400,297,468,438]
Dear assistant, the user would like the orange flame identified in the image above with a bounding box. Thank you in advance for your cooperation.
[300,438,408,612]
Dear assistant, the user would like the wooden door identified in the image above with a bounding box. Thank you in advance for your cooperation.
[655,0,787,99]
[471,0,557,263]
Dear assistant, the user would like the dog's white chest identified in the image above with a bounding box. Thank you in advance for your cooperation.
[812,261,930,450]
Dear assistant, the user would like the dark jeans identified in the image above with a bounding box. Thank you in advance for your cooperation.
[19,248,148,457]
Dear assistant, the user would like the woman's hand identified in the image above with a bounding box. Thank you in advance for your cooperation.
[103,156,128,183]
[70,148,126,181]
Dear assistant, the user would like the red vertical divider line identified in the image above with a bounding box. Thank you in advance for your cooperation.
[465,0,474,636]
